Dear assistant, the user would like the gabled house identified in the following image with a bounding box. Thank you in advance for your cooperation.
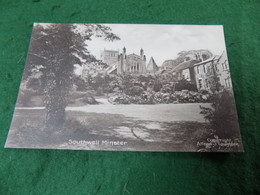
[216,51,232,88]
[193,55,220,90]
[193,51,232,91]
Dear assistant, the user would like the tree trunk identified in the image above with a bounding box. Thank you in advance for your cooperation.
[45,105,66,131]
[43,70,68,132]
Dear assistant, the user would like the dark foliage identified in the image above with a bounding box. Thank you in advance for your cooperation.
[126,86,144,96]
[175,79,197,91]
[200,89,240,139]
[26,78,42,91]
[25,23,119,130]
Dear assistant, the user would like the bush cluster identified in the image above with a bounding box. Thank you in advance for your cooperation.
[108,90,212,105]
[77,73,198,96]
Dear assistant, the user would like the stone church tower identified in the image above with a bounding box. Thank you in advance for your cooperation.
[117,47,146,74]
[101,49,119,66]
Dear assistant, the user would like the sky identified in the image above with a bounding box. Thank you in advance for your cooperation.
[87,24,227,66]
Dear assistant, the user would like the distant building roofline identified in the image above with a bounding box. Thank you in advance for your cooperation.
[127,53,142,59]
[103,49,119,53]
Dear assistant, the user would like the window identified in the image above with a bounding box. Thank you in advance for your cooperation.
[222,60,229,70]
[205,79,208,88]
[206,66,211,73]
[225,79,228,87]
[214,64,218,71]
[197,66,200,74]
[225,78,231,88]
[198,79,202,89]
[225,60,228,70]
[185,72,190,80]
[203,65,206,73]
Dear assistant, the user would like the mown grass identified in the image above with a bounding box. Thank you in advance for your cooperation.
[6,109,210,151]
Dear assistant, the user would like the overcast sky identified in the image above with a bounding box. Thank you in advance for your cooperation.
[87,24,227,66]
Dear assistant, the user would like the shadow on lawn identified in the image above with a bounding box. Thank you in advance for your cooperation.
[6,109,210,151]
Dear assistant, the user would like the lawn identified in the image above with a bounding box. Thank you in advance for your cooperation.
[5,108,210,151]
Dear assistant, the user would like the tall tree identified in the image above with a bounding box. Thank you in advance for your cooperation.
[25,23,119,131]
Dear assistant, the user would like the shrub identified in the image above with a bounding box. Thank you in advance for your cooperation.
[152,79,162,92]
[160,83,173,93]
[175,80,197,91]
[126,85,144,96]
[26,78,42,91]
[73,76,87,91]
[200,89,240,139]
[82,95,98,104]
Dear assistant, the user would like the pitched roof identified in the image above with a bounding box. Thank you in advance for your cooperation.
[147,57,159,72]
[217,51,227,62]
[103,49,119,53]
[127,53,142,59]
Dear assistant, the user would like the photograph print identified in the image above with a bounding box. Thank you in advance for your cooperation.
[5,23,244,152]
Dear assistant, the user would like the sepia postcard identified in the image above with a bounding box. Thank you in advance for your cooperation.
[5,23,243,152]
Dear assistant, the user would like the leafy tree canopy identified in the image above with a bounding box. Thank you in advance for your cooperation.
[25,23,120,79]
[23,23,120,130]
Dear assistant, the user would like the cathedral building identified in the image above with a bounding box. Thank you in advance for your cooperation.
[102,47,159,74]
[117,47,147,74]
